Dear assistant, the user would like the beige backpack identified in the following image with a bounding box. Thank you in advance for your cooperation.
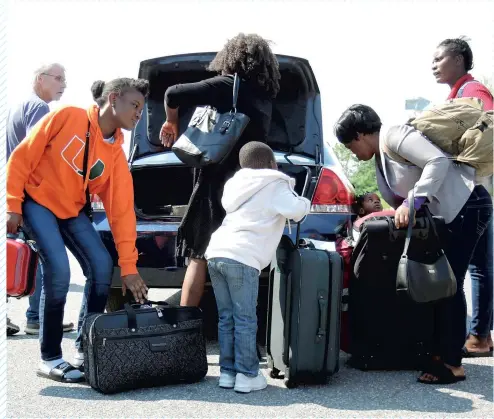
[383,97,493,177]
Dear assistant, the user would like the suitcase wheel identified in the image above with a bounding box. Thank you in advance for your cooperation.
[284,378,298,389]
[269,368,281,379]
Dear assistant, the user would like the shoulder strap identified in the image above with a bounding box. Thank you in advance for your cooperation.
[402,189,442,257]
[232,73,240,111]
[82,120,91,216]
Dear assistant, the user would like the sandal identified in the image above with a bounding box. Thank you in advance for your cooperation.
[417,361,466,385]
[36,362,85,383]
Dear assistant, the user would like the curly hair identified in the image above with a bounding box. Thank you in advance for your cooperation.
[438,36,474,72]
[91,77,150,107]
[208,33,281,98]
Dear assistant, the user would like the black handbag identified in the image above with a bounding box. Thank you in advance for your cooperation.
[82,120,93,222]
[172,73,250,167]
[82,301,208,394]
[396,191,457,303]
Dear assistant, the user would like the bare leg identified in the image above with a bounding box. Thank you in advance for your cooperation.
[180,258,207,307]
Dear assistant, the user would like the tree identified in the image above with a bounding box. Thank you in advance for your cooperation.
[333,143,391,208]
[333,143,359,178]
[333,143,377,194]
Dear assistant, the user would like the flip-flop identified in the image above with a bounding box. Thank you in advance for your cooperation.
[417,362,466,385]
[462,346,493,358]
[36,362,85,383]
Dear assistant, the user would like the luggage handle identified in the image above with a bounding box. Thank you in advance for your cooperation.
[7,227,39,252]
[128,300,170,307]
[144,300,170,307]
[402,190,440,258]
[7,226,27,241]
[124,300,172,331]
[281,167,311,364]
[294,166,312,248]
[316,290,328,342]
[124,303,138,331]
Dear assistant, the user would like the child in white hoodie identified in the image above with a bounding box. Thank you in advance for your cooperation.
[205,142,311,393]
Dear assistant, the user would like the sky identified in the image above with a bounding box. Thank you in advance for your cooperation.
[5,0,494,152]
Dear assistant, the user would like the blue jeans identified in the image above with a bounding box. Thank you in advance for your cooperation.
[26,250,90,326]
[26,260,44,323]
[468,216,493,339]
[435,186,493,367]
[207,258,259,377]
[22,198,113,361]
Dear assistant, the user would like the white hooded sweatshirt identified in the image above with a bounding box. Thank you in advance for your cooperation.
[205,168,311,272]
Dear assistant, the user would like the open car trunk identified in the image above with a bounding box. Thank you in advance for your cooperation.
[132,161,313,219]
[131,53,322,161]
[130,53,322,219]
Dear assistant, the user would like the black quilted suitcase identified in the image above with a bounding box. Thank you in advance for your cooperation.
[82,301,208,394]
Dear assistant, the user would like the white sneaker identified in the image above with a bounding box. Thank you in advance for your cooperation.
[71,352,84,369]
[219,372,236,389]
[234,372,267,393]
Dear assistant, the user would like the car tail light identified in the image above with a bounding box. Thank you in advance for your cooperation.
[311,168,354,213]
[90,194,104,211]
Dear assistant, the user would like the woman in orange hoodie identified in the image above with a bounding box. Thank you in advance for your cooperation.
[6,77,149,383]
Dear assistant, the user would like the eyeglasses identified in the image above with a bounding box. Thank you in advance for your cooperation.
[42,73,66,83]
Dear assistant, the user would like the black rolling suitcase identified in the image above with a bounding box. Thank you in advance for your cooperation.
[82,301,208,394]
[348,212,445,371]
[266,222,343,388]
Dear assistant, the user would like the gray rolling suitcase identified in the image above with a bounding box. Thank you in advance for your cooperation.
[266,223,343,388]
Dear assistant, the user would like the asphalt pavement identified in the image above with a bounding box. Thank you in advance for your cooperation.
[7,254,493,418]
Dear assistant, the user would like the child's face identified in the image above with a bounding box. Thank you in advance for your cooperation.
[360,193,382,215]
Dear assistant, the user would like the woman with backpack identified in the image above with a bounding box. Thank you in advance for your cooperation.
[334,104,493,384]
[432,37,494,358]
[6,77,149,383]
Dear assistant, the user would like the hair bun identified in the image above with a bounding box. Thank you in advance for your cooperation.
[91,80,105,100]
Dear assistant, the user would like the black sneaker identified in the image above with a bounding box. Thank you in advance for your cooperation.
[7,318,20,336]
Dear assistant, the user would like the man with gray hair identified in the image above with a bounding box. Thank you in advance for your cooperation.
[6,62,74,335]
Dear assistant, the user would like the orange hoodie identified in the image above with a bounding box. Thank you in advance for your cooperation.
[7,105,138,276]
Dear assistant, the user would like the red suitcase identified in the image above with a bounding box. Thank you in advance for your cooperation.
[7,231,39,298]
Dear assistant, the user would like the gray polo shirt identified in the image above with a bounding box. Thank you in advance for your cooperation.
[6,93,50,159]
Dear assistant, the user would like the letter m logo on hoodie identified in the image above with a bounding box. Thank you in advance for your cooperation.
[61,135,105,180]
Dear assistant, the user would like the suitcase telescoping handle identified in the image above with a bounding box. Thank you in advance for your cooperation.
[294,166,312,248]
